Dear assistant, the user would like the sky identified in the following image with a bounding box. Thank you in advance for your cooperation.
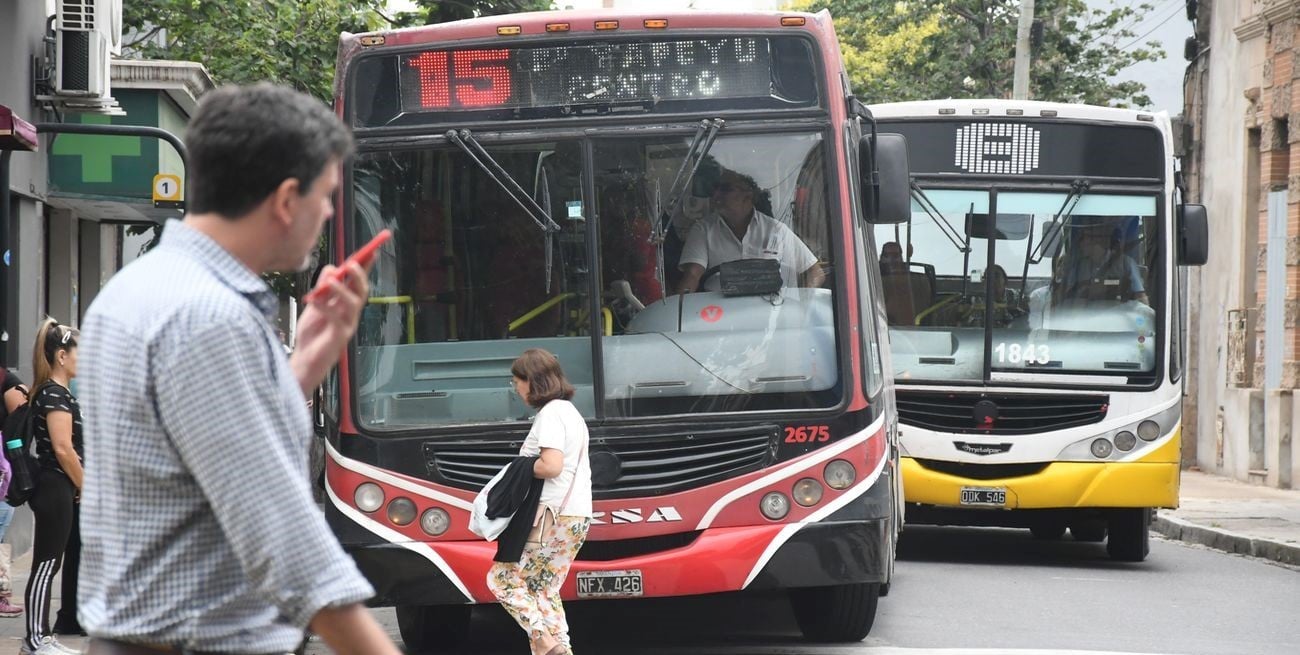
[392,0,1192,114]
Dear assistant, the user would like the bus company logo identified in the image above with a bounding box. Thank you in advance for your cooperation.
[591,506,683,525]
[954,123,1041,175]
[953,441,1013,456]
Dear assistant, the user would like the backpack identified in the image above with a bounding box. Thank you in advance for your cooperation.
[1,382,51,506]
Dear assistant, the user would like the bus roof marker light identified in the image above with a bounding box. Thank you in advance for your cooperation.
[354,482,384,513]
[358,35,386,47]
[972,108,990,115]
[545,22,570,32]
[643,19,669,29]
[1006,108,1024,116]
[1137,420,1161,441]
[938,108,956,115]
[1090,438,1114,459]
[760,492,791,520]
[780,16,807,26]
[497,25,522,36]
[1137,114,1155,122]
[1040,109,1058,117]
[595,20,619,30]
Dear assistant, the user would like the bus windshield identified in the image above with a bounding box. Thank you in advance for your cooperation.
[877,188,1161,384]
[351,130,839,430]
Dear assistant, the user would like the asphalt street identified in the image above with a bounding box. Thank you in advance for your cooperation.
[300,526,1300,655]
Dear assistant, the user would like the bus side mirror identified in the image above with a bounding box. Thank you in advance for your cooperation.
[1177,203,1208,266]
[860,132,911,224]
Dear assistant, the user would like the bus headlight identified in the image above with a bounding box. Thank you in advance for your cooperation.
[760,492,791,520]
[1090,438,1113,459]
[823,459,856,490]
[387,497,417,526]
[421,508,451,536]
[354,482,384,513]
[1114,431,1137,452]
[793,478,824,507]
[1137,420,1161,441]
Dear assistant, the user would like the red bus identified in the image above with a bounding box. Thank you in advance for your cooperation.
[321,9,912,650]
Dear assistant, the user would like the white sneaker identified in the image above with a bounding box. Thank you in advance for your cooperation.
[20,636,82,655]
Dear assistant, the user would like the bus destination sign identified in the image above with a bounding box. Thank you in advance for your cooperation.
[398,37,774,114]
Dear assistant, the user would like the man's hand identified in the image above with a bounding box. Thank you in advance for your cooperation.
[310,604,402,655]
[291,261,369,395]
[677,263,705,294]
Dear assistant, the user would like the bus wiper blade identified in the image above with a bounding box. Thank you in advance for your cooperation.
[1030,178,1090,264]
[652,118,725,297]
[910,182,970,254]
[447,129,562,290]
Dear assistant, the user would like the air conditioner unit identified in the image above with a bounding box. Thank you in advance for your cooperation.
[54,0,123,98]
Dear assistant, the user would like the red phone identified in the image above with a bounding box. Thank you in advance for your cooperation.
[304,229,392,304]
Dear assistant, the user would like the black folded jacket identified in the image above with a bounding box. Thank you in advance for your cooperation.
[487,455,544,563]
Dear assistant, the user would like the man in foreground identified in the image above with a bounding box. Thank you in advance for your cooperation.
[77,83,400,655]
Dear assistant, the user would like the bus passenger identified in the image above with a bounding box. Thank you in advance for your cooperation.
[489,349,592,655]
[676,170,825,293]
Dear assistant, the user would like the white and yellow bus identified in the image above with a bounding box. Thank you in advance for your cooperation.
[867,99,1207,561]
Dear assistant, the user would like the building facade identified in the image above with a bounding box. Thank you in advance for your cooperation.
[2,2,212,552]
[1184,0,1300,488]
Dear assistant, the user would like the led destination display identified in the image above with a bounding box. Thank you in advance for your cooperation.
[352,36,817,126]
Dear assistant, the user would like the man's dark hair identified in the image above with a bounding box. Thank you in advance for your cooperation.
[186,83,354,218]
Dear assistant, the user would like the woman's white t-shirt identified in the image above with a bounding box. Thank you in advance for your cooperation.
[519,399,592,518]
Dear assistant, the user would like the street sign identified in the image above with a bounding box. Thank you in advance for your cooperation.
[153,173,183,209]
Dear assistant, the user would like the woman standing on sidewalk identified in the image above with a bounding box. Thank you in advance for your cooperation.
[487,349,592,655]
[21,319,84,655]
[0,368,29,618]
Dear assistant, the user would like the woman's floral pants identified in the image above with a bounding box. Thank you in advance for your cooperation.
[488,515,591,651]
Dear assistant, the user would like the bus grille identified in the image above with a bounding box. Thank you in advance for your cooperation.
[912,459,1051,480]
[896,391,1108,435]
[577,531,702,561]
[426,424,778,498]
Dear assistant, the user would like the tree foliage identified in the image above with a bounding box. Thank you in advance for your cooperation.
[787,0,1165,107]
[123,1,553,102]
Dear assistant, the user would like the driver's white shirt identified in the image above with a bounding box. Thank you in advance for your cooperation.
[679,210,818,291]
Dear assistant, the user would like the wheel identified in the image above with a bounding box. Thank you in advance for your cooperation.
[395,604,472,654]
[1107,508,1152,561]
[790,583,880,642]
[1069,521,1107,542]
[1030,522,1066,540]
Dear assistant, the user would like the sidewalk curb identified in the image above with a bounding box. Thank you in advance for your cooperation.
[1153,513,1300,567]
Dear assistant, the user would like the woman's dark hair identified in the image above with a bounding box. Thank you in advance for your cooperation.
[32,317,78,389]
[510,348,575,409]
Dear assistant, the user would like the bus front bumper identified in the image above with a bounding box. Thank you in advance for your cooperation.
[901,448,1179,510]
[338,467,896,607]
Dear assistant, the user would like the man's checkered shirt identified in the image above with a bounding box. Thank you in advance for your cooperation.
[78,220,374,653]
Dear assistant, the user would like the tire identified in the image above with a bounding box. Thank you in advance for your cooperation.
[1030,522,1066,540]
[396,604,472,654]
[790,583,880,642]
[1069,521,1107,542]
[1107,508,1152,562]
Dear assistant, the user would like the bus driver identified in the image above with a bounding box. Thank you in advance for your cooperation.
[676,170,824,294]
